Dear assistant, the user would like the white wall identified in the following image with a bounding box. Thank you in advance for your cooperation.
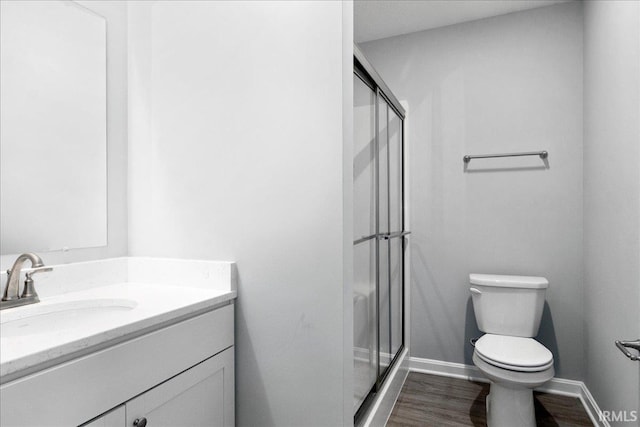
[127,1,353,426]
[0,0,128,271]
[361,2,585,379]
[584,0,640,420]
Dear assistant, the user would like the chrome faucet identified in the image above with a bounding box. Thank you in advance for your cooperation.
[1,253,52,310]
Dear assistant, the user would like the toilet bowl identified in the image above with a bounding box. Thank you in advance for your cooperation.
[469,274,554,427]
[473,334,554,427]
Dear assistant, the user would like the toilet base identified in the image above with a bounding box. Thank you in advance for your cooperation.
[486,382,536,427]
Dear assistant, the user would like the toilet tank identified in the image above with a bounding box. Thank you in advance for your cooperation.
[470,274,548,337]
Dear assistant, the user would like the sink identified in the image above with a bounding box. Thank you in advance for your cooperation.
[0,299,137,337]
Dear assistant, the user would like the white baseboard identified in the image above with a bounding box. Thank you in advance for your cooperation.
[409,356,489,384]
[408,356,608,427]
[578,381,610,427]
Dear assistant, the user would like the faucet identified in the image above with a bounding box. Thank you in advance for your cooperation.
[1,253,52,310]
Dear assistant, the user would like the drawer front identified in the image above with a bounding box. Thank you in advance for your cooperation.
[1,304,234,427]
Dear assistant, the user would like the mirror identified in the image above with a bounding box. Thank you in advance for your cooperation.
[0,0,107,255]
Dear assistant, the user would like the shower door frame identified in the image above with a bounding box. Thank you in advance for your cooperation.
[353,45,407,422]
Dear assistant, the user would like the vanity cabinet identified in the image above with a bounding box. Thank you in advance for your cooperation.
[82,347,234,427]
[1,303,235,427]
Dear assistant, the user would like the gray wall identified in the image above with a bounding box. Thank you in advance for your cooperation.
[127,2,353,426]
[584,0,640,420]
[361,2,585,379]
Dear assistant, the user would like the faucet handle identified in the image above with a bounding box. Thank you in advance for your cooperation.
[25,266,53,278]
[5,266,51,278]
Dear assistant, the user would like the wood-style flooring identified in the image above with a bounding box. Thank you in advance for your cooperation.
[386,372,594,427]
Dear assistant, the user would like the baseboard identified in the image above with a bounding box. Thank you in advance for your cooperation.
[578,382,610,427]
[359,348,409,427]
[409,356,489,384]
[408,356,608,427]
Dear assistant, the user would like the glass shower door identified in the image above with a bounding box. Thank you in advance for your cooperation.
[377,93,392,376]
[378,95,403,379]
[353,54,406,419]
[353,74,377,412]
[388,106,404,359]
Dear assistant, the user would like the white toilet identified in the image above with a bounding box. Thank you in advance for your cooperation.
[469,274,555,427]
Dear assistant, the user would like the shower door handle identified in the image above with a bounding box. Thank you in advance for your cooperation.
[615,339,640,361]
[377,231,411,240]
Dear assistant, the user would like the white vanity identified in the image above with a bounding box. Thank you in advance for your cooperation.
[0,257,236,427]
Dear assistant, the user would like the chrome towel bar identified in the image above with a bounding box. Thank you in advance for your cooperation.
[463,150,548,164]
[616,339,640,361]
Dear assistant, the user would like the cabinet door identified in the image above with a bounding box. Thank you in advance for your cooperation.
[79,405,125,427]
[125,347,234,427]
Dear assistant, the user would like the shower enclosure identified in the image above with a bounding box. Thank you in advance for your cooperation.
[353,46,406,420]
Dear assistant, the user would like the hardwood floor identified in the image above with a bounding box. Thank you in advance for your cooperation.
[386,372,593,427]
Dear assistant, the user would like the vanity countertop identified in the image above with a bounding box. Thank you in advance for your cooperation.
[0,257,236,383]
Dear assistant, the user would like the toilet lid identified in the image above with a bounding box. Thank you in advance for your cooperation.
[475,334,553,372]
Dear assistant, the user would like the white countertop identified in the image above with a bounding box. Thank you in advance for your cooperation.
[0,257,236,382]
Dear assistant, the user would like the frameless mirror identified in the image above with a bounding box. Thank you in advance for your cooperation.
[0,0,107,255]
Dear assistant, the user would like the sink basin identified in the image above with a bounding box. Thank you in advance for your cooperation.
[0,299,137,337]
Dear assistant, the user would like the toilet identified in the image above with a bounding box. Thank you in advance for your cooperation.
[469,274,554,427]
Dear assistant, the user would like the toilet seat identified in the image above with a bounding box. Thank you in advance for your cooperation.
[475,334,553,372]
